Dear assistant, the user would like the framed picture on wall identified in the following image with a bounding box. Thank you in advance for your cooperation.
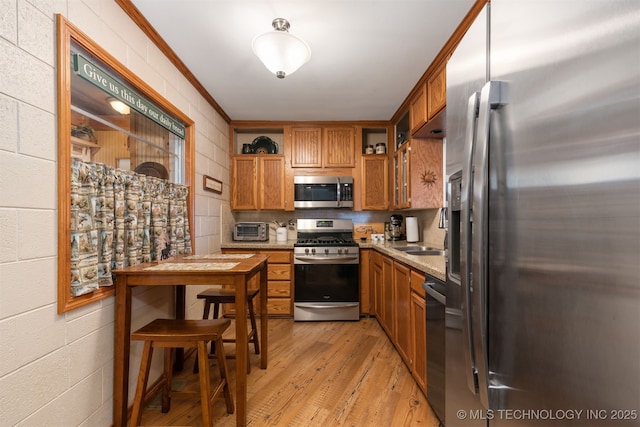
[203,175,222,194]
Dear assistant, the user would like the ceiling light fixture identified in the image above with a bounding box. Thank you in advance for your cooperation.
[108,97,130,115]
[252,18,311,79]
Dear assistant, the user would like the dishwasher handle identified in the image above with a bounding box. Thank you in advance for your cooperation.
[423,281,446,305]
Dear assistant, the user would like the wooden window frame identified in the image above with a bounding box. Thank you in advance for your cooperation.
[56,15,195,313]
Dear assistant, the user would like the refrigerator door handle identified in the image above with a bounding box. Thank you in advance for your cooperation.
[472,80,508,408]
[461,91,480,395]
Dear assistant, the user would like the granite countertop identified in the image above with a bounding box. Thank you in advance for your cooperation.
[221,239,296,250]
[361,240,446,281]
[221,239,445,281]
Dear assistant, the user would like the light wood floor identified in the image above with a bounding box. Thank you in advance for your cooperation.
[139,317,440,426]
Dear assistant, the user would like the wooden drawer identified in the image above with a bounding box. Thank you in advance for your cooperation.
[260,250,291,263]
[410,269,426,295]
[268,281,291,297]
[223,296,291,316]
[268,298,291,316]
[220,249,292,317]
[221,249,291,264]
[268,264,291,281]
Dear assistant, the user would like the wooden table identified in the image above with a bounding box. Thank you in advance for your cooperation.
[112,254,269,426]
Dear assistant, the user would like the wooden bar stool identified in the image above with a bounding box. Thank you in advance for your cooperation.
[194,287,260,374]
[129,318,234,427]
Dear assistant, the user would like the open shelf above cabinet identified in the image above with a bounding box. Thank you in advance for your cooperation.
[362,127,389,155]
[395,111,410,151]
[232,128,284,155]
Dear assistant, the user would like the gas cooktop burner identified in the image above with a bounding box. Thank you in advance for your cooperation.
[295,218,358,248]
[295,237,358,247]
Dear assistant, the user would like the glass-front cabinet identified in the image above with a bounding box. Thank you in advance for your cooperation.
[393,112,411,209]
[393,107,444,210]
[394,143,411,208]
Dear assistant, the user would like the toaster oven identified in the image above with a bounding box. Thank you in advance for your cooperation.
[233,222,269,241]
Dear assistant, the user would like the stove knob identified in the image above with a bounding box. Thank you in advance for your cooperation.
[324,248,329,255]
[311,248,316,255]
[305,248,309,255]
[337,248,343,255]
[342,248,348,255]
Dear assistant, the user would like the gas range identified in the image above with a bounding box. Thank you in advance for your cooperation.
[294,219,359,262]
[293,218,360,321]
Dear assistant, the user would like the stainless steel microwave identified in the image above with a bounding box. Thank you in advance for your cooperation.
[293,176,354,209]
[233,222,269,241]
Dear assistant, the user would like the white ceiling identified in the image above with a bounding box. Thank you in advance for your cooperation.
[130,0,476,122]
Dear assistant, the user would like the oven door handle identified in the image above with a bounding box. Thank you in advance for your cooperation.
[294,255,359,262]
[295,303,360,309]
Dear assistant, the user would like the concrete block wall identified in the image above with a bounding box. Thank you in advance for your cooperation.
[0,0,228,425]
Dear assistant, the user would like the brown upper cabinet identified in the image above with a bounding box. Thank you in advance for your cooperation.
[361,155,389,210]
[427,60,447,120]
[291,126,355,168]
[231,155,288,210]
[290,127,322,167]
[392,137,443,210]
[231,156,258,209]
[409,84,428,135]
[229,126,290,211]
[260,156,287,210]
[408,138,443,209]
[409,59,447,138]
[323,127,356,168]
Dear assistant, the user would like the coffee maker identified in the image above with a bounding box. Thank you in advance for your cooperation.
[389,214,405,241]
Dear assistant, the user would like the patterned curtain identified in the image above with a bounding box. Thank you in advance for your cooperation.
[70,161,192,297]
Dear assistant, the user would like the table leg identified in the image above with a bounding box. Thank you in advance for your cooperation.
[113,276,132,427]
[235,275,248,426]
[259,263,268,369]
[174,284,186,371]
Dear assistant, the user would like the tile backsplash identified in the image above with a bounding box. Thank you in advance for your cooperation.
[224,207,446,248]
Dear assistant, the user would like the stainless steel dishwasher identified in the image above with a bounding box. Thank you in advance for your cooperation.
[423,275,446,425]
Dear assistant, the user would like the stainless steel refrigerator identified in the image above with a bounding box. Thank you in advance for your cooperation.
[445,1,640,426]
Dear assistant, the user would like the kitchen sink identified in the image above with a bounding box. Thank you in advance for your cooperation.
[405,249,445,256]
[394,245,441,252]
[394,246,445,256]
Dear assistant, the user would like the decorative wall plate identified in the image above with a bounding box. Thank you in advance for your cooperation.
[251,136,278,154]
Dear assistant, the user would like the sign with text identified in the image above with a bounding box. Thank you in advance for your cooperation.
[72,53,186,138]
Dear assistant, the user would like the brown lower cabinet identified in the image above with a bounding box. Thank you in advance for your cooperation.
[371,250,428,395]
[393,262,412,366]
[410,269,427,393]
[221,249,292,316]
[359,249,372,315]
[372,251,384,320]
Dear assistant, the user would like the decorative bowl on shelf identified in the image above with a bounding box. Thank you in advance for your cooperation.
[251,136,278,154]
